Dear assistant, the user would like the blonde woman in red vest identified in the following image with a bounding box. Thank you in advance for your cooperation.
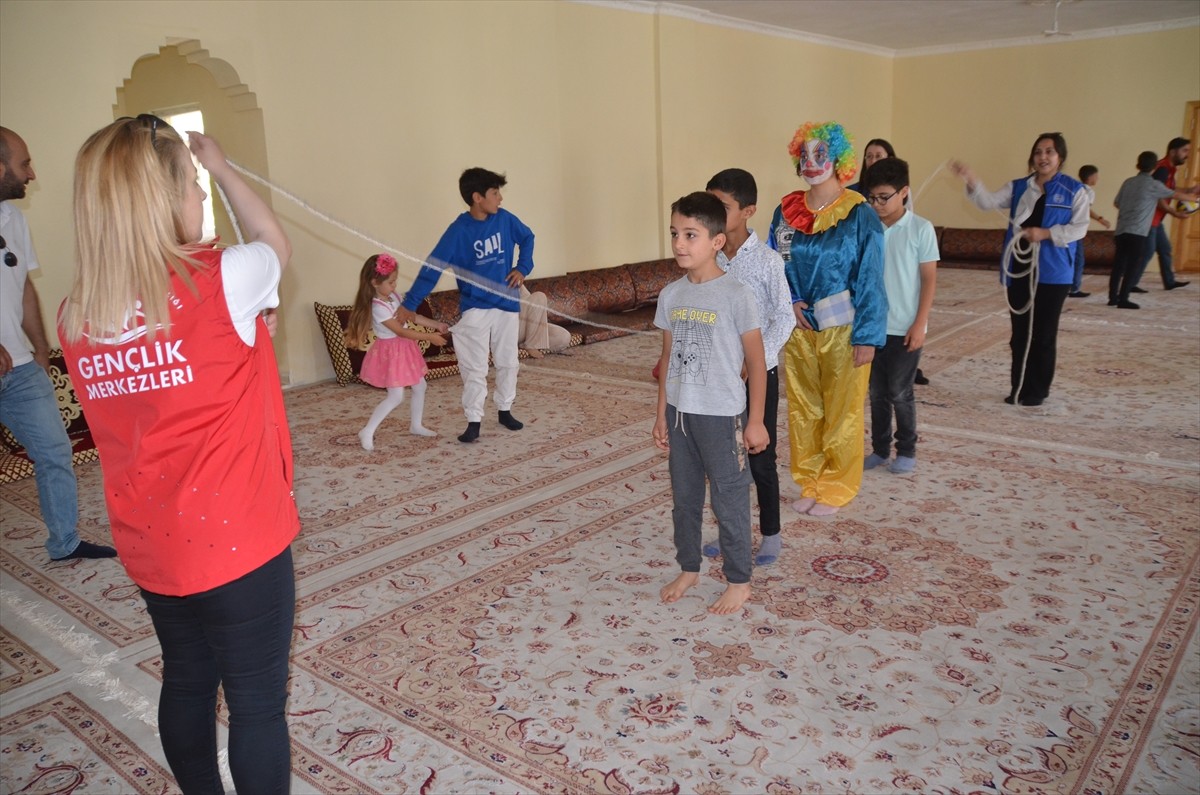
[59,116,297,795]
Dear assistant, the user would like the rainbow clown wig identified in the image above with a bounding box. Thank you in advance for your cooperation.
[788,121,857,184]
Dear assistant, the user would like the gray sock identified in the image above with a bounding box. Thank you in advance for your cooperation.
[755,534,782,566]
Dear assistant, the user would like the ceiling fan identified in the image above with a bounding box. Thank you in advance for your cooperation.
[1039,0,1077,37]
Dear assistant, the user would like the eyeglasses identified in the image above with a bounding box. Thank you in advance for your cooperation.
[864,190,900,205]
[0,235,17,268]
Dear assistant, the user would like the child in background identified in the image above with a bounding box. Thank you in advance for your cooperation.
[860,158,938,474]
[703,168,794,566]
[653,191,768,616]
[400,167,535,443]
[845,138,896,195]
[1068,165,1111,298]
[518,284,571,357]
[347,254,448,450]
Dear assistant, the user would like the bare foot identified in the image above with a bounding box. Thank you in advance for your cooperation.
[807,502,840,517]
[660,572,700,604]
[792,497,816,514]
[522,348,545,359]
[708,582,750,615]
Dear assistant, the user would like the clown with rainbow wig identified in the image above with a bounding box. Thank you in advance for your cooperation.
[768,121,887,517]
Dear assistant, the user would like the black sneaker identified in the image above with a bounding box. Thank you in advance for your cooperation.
[1130,286,1148,294]
[52,540,118,561]
[1117,300,1140,309]
[1166,281,1190,290]
[1068,291,1090,298]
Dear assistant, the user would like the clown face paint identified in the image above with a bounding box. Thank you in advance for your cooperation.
[799,138,834,186]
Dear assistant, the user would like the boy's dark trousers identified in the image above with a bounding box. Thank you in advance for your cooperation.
[869,336,921,459]
[745,366,780,536]
[1109,232,1147,303]
[666,404,753,585]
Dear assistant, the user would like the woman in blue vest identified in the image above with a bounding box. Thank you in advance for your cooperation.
[950,133,1088,406]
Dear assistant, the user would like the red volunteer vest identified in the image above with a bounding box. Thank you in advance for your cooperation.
[1150,158,1176,227]
[59,246,298,596]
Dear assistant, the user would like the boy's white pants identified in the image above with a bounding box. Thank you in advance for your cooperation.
[451,307,519,422]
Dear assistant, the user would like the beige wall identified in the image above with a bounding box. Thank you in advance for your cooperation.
[656,14,893,241]
[896,27,1200,228]
[2,1,1196,384]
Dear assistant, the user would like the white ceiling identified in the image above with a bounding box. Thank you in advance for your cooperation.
[641,0,1200,55]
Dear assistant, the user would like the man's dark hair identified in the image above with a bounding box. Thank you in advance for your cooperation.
[670,191,726,238]
[458,167,507,205]
[1137,151,1159,173]
[1166,137,1190,154]
[705,168,757,208]
[1078,164,1098,182]
[861,157,909,192]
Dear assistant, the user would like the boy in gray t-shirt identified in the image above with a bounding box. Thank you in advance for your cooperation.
[653,192,768,616]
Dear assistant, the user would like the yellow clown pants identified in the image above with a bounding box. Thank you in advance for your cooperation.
[783,324,870,507]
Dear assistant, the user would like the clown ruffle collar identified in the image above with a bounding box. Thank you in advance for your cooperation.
[780,189,865,235]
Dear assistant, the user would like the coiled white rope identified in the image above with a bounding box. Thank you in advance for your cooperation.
[1001,229,1039,404]
[908,159,1045,406]
[216,159,656,337]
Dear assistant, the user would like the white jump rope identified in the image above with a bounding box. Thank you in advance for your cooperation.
[218,157,1040,399]
[218,160,653,338]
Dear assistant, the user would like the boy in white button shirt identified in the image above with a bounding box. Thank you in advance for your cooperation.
[704,169,794,565]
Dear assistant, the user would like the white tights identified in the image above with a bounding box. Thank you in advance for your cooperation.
[358,379,433,450]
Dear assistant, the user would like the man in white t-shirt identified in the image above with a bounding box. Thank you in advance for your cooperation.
[0,126,116,561]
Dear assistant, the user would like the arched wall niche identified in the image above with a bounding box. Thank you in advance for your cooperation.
[113,39,289,375]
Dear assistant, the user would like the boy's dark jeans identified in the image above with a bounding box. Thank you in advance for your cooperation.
[869,335,921,459]
[746,366,781,537]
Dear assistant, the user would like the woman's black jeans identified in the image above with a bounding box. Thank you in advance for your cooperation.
[141,546,296,795]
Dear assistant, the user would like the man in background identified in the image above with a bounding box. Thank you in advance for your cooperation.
[1131,137,1192,292]
[0,126,116,562]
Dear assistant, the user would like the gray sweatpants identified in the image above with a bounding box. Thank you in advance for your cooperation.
[666,405,753,584]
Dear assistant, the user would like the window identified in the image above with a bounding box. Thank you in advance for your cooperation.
[165,110,217,242]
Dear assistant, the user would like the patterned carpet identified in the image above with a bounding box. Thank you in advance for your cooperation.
[1,269,1197,794]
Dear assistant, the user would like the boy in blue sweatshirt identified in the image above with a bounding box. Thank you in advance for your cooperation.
[401,168,535,443]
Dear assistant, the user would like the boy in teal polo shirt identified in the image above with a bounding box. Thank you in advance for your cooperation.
[859,158,938,474]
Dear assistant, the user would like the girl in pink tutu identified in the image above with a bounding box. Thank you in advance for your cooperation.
[346,254,449,449]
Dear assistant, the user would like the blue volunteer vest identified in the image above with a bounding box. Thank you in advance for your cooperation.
[1004,173,1083,285]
